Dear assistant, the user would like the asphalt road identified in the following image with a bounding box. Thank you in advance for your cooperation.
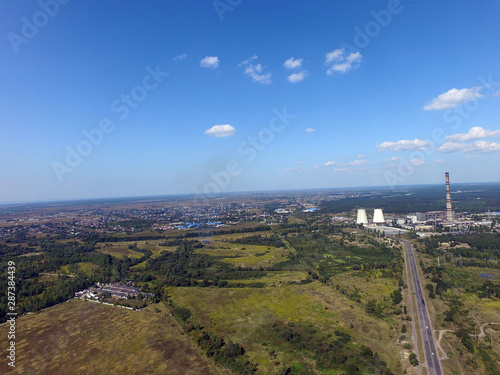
[403,240,443,375]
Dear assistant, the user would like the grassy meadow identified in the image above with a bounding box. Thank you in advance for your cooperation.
[0,299,222,375]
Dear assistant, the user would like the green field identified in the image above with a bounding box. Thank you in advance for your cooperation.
[167,279,403,374]
[0,299,222,375]
[96,240,176,259]
[196,241,288,268]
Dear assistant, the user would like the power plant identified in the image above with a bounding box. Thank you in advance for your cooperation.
[356,209,368,225]
[373,209,385,224]
[356,208,385,225]
[445,172,453,222]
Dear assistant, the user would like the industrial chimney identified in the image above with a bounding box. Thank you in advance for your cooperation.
[356,209,368,225]
[445,172,453,222]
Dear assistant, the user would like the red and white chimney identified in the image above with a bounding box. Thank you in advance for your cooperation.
[445,172,453,222]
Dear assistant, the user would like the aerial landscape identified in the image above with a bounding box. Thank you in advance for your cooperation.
[1,1,500,374]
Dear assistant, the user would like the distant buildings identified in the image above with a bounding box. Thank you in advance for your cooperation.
[75,283,147,300]
[416,211,447,222]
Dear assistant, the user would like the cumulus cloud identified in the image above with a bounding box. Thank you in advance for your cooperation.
[409,158,425,166]
[345,159,368,166]
[423,87,483,110]
[243,63,271,84]
[377,139,431,152]
[284,57,303,69]
[325,48,362,75]
[204,124,235,137]
[384,156,398,162]
[287,70,308,83]
[200,56,219,68]
[494,90,500,96]
[174,54,187,60]
[239,54,258,66]
[240,56,271,84]
[446,126,500,142]
[323,161,336,166]
[305,128,315,133]
[438,140,500,153]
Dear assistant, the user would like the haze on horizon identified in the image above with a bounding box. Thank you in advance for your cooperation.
[1,1,500,204]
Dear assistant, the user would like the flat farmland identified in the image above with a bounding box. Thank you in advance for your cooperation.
[96,240,177,259]
[167,280,402,374]
[0,299,221,375]
[230,271,310,286]
[196,241,288,268]
[210,231,274,241]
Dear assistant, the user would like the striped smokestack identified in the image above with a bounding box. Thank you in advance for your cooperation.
[445,172,453,222]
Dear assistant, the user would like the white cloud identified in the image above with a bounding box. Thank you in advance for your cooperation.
[377,139,431,152]
[174,54,187,60]
[438,142,466,152]
[356,154,365,159]
[243,63,272,84]
[423,87,483,110]
[239,54,258,66]
[287,70,308,83]
[465,155,476,159]
[305,128,315,133]
[239,55,272,84]
[200,56,219,69]
[345,159,368,166]
[284,167,301,173]
[284,57,303,69]
[434,159,446,163]
[323,161,336,167]
[325,48,362,75]
[438,140,500,153]
[494,90,500,96]
[409,158,425,166]
[446,126,500,142]
[204,124,235,137]
[311,165,319,169]
[384,156,398,162]
[334,168,351,172]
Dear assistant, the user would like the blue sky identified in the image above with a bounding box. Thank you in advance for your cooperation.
[1,0,500,203]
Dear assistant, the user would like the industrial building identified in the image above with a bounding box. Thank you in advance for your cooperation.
[415,172,456,224]
[356,208,386,225]
[415,211,447,222]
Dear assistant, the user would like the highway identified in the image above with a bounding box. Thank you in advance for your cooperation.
[402,240,443,375]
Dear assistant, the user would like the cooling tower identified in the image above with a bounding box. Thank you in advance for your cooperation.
[373,209,385,224]
[356,209,368,225]
[445,172,453,222]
